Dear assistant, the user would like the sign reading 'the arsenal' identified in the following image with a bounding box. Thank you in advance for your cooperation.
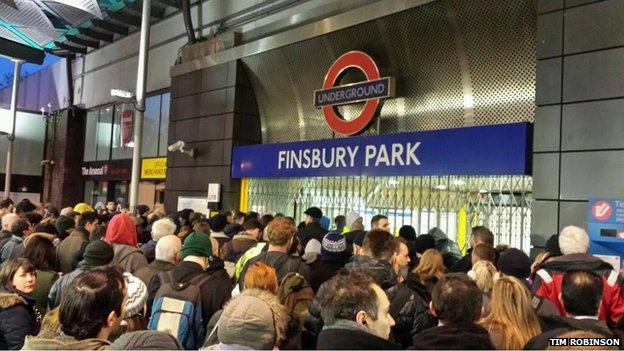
[314,51,395,136]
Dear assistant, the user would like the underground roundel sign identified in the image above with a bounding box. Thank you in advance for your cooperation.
[592,200,613,221]
[314,51,395,136]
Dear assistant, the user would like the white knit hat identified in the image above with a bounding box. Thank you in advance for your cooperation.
[123,273,148,318]
[345,211,361,227]
[559,225,589,255]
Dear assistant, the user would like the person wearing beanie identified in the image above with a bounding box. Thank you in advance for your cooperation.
[105,213,148,274]
[48,239,115,308]
[206,288,289,350]
[544,234,562,256]
[107,273,149,342]
[533,225,624,326]
[109,331,181,350]
[344,211,364,232]
[209,215,230,252]
[147,231,231,332]
[140,218,176,264]
[297,207,328,251]
[310,232,353,292]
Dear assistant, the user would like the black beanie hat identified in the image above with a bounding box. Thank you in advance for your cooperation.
[209,214,228,232]
[414,234,436,254]
[399,225,417,242]
[497,248,531,279]
[81,239,114,267]
[545,234,562,256]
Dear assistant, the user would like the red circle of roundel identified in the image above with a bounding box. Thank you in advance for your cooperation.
[322,51,381,136]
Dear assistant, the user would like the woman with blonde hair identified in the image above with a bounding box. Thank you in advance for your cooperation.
[405,248,446,304]
[469,260,498,293]
[480,276,541,349]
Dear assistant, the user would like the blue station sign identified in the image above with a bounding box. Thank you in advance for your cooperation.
[231,122,532,178]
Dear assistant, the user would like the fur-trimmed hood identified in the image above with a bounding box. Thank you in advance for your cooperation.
[24,232,57,247]
[0,292,26,309]
[217,288,289,349]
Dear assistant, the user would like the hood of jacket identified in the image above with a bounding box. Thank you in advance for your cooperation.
[105,213,138,247]
[541,253,615,272]
[0,291,26,310]
[345,255,397,289]
[412,323,495,349]
[317,323,401,350]
[22,334,111,350]
[224,223,243,236]
[541,315,612,336]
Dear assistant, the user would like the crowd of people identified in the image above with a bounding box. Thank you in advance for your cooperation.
[0,197,622,350]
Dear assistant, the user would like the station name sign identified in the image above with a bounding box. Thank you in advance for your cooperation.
[232,123,532,178]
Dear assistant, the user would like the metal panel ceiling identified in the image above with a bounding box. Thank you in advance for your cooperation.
[0,0,181,58]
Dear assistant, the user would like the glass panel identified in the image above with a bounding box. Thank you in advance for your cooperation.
[0,110,46,176]
[141,95,161,158]
[159,93,170,157]
[111,104,134,160]
[96,107,113,161]
[84,110,98,161]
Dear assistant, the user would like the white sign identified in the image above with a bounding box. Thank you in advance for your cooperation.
[177,196,209,215]
[594,254,621,270]
[208,183,221,203]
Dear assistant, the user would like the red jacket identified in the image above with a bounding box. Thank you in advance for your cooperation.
[532,253,624,327]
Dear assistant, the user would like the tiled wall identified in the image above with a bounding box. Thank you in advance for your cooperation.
[532,0,624,246]
[165,61,261,214]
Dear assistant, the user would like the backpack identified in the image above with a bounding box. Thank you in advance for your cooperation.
[278,272,314,324]
[148,271,211,349]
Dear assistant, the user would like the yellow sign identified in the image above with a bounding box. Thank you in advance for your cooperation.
[141,157,167,179]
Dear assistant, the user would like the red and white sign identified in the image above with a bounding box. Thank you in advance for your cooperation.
[592,200,613,221]
[317,51,394,136]
[121,109,134,149]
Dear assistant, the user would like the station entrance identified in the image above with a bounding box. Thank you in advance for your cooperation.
[245,175,533,253]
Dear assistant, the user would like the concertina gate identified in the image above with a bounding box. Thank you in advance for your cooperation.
[246,175,532,253]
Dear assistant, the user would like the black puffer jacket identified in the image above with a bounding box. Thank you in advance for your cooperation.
[345,255,435,347]
[297,221,327,249]
[0,287,41,350]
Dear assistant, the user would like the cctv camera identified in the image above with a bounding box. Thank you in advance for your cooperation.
[168,140,185,152]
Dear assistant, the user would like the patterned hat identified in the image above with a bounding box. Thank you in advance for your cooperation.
[123,273,148,318]
[321,232,352,260]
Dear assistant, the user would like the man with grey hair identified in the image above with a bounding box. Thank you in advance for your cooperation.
[533,225,624,327]
[135,234,181,286]
[141,217,177,263]
[0,213,19,251]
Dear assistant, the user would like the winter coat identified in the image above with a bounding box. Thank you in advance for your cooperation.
[532,253,624,327]
[147,259,231,330]
[56,228,88,274]
[386,280,437,348]
[110,243,148,274]
[309,258,347,293]
[0,230,11,251]
[31,270,58,313]
[239,251,310,286]
[412,323,495,349]
[220,234,257,263]
[428,228,462,270]
[0,287,41,350]
[317,319,401,350]
[210,232,231,253]
[345,255,398,290]
[224,223,243,239]
[0,235,23,263]
[140,240,157,263]
[297,221,327,249]
[48,264,88,309]
[405,272,438,303]
[133,259,175,287]
[525,316,615,349]
[22,333,111,350]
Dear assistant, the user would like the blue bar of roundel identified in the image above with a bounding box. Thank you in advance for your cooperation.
[231,122,532,178]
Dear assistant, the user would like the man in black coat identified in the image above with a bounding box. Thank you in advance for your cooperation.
[316,269,400,350]
[412,273,495,349]
[525,269,617,349]
[309,232,352,292]
[297,207,327,249]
